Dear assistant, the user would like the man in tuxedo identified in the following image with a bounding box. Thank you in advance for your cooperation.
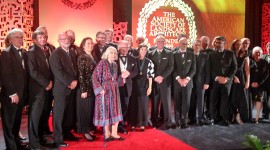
[117,40,138,133]
[49,32,78,147]
[124,34,138,57]
[92,31,108,63]
[105,29,117,49]
[188,40,210,125]
[209,36,237,126]
[66,30,81,56]
[148,35,174,129]
[0,28,28,150]
[173,37,196,128]
[27,31,53,149]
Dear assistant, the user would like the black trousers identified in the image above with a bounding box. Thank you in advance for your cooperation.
[210,82,232,121]
[189,86,206,121]
[151,84,172,127]
[39,91,53,136]
[28,91,49,148]
[1,95,24,150]
[119,84,131,124]
[174,84,192,125]
[53,91,75,143]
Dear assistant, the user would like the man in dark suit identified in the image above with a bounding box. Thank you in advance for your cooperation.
[0,28,28,150]
[199,36,214,120]
[49,32,78,147]
[117,40,138,133]
[148,35,174,129]
[209,36,237,126]
[92,31,108,63]
[189,39,210,125]
[173,37,196,129]
[27,31,53,149]
[200,36,214,54]
[34,26,55,136]
[66,30,81,56]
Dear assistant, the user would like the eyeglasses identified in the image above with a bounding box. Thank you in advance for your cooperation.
[59,38,69,41]
[97,36,106,39]
[13,36,23,39]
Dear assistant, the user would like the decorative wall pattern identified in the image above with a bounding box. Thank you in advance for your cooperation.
[113,22,128,43]
[0,0,34,50]
[261,3,270,53]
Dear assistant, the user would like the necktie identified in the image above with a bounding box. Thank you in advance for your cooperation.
[120,56,127,65]
[18,49,25,69]
[42,47,50,67]
[157,50,161,63]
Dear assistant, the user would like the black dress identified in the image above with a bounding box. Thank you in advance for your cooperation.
[76,52,96,133]
[250,58,269,102]
[128,58,154,127]
[230,52,249,121]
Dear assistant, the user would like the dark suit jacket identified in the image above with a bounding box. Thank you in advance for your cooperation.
[173,46,194,53]
[148,48,174,87]
[117,54,138,96]
[49,47,77,96]
[209,49,237,83]
[0,45,27,100]
[201,48,214,54]
[173,50,196,89]
[194,52,210,88]
[27,44,52,99]
[92,43,108,63]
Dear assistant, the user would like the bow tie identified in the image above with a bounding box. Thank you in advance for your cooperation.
[120,55,127,58]
[18,48,23,52]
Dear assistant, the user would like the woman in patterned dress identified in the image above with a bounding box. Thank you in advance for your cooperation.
[128,43,154,131]
[92,46,124,141]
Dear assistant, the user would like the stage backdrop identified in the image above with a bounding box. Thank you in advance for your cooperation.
[132,0,245,49]
[39,0,113,46]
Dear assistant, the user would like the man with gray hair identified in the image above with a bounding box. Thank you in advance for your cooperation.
[0,28,28,149]
[117,40,138,134]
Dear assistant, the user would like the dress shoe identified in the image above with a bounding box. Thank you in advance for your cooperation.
[131,126,136,131]
[110,136,125,141]
[118,126,128,134]
[218,120,230,126]
[17,143,29,150]
[63,133,80,141]
[89,131,96,139]
[181,124,190,129]
[84,133,94,142]
[54,142,68,147]
[140,126,145,132]
[105,137,111,142]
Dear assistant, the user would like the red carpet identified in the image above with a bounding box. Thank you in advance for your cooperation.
[60,128,196,150]
[49,118,196,150]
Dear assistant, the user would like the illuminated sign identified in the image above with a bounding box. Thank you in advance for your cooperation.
[137,0,197,48]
